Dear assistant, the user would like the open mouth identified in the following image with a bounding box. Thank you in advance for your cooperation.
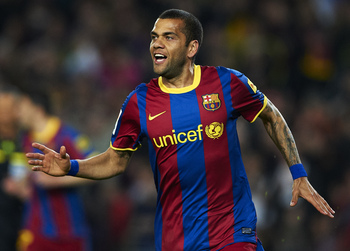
[154,53,167,63]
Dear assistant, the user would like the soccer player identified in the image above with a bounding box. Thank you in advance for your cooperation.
[15,92,96,251]
[26,9,335,251]
[0,86,26,251]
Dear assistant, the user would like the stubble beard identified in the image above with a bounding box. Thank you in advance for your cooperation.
[154,55,187,80]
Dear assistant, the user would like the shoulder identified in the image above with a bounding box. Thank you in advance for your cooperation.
[59,124,94,153]
[200,65,245,79]
[59,123,82,140]
[122,82,148,105]
[120,80,157,112]
[217,66,245,78]
[128,78,159,97]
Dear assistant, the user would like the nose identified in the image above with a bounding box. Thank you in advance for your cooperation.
[151,37,164,49]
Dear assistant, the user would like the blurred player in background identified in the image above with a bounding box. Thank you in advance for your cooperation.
[0,85,27,251]
[26,9,334,251]
[8,90,97,251]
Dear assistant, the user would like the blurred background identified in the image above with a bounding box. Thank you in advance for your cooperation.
[0,0,349,250]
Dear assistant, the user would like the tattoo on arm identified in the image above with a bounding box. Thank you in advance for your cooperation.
[262,101,301,166]
[116,150,133,160]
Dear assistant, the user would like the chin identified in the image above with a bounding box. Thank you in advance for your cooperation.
[153,66,166,76]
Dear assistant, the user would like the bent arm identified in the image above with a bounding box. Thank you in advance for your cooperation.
[258,98,301,166]
[75,147,133,180]
[27,143,133,180]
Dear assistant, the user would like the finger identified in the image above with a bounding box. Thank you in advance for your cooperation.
[290,185,300,207]
[32,142,51,154]
[290,195,298,207]
[307,192,334,218]
[26,152,45,160]
[59,146,67,159]
[326,201,336,214]
[32,166,44,172]
[28,159,43,166]
[315,195,335,218]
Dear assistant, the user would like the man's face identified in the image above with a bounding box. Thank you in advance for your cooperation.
[0,94,18,138]
[150,18,189,79]
[17,96,36,129]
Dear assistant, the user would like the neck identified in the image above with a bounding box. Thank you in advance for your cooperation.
[161,63,195,88]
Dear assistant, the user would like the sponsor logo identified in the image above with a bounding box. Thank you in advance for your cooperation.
[205,122,224,139]
[153,124,203,148]
[152,122,224,148]
[202,94,221,111]
[149,111,166,121]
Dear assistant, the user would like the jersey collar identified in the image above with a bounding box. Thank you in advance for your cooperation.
[158,65,201,94]
[31,116,61,144]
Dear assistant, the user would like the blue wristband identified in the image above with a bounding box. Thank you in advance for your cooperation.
[289,163,307,180]
[67,160,79,176]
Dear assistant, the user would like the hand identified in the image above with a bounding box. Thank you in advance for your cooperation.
[2,176,31,200]
[26,142,71,177]
[290,177,335,218]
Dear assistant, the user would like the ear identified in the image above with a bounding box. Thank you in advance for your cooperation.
[187,40,199,59]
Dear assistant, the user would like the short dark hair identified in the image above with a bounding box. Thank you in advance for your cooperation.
[159,9,203,50]
[26,91,52,114]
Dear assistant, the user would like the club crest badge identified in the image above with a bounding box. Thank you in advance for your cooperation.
[202,94,221,111]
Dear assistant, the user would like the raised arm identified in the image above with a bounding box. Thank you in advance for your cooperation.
[258,98,335,218]
[26,142,132,180]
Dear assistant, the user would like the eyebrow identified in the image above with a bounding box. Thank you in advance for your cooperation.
[150,31,178,37]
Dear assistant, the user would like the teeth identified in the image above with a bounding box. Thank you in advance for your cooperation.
[155,54,166,58]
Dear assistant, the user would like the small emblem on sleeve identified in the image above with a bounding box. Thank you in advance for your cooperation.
[202,94,221,111]
[248,79,257,93]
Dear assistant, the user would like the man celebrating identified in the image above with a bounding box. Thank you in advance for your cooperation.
[26,9,334,251]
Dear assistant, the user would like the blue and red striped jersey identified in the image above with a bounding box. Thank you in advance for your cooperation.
[22,117,95,240]
[111,65,267,251]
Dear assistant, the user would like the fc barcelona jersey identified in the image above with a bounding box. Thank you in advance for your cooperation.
[111,65,267,251]
[22,117,95,241]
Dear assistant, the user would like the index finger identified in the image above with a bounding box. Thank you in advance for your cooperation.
[32,142,50,153]
[26,152,44,160]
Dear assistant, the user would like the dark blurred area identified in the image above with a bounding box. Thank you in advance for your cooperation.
[0,0,349,250]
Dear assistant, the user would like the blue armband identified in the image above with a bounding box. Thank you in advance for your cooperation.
[67,160,79,176]
[289,163,307,180]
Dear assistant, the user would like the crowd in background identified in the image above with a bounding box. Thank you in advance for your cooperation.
[0,0,349,250]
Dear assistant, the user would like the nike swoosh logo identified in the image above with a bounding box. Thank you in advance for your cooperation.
[148,111,166,121]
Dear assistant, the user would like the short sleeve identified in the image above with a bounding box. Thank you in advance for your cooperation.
[229,69,267,123]
[110,91,142,151]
